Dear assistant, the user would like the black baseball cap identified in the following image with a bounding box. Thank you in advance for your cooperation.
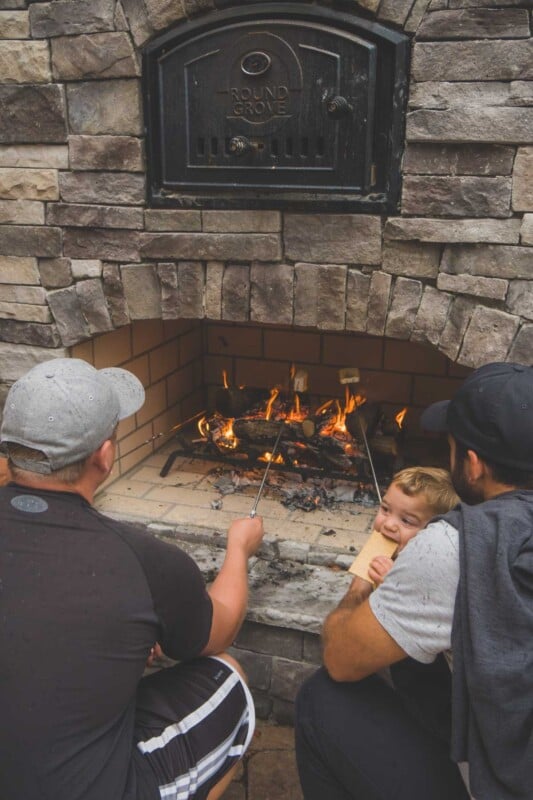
[420,362,533,471]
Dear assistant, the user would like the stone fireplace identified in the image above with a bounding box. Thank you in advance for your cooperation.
[0,0,532,480]
[0,0,531,722]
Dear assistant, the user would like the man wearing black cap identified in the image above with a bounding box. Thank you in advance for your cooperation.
[295,362,533,800]
[0,358,263,800]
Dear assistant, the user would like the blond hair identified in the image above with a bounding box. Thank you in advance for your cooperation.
[391,466,459,516]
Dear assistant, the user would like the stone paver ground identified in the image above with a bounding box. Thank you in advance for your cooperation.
[226,723,303,800]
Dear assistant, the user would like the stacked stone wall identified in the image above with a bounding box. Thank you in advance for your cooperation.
[0,0,531,399]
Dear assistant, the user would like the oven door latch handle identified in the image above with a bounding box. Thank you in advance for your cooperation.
[249,423,284,518]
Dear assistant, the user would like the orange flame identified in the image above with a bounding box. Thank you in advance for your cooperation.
[265,388,279,421]
[222,370,229,389]
[198,416,209,437]
[395,407,408,429]
[220,417,238,449]
[316,399,334,416]
[259,451,284,464]
[286,393,306,422]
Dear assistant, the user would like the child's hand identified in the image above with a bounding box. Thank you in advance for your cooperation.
[146,643,163,668]
[367,556,394,588]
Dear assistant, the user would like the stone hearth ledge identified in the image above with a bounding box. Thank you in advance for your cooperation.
[148,521,352,634]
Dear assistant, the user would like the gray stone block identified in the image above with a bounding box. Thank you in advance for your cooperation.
[59,172,144,205]
[0,225,61,257]
[71,260,102,280]
[439,296,476,362]
[205,261,223,320]
[284,214,382,265]
[403,143,515,176]
[0,256,39,285]
[402,176,511,218]
[69,135,143,172]
[411,286,453,348]
[0,342,67,381]
[0,144,68,169]
[437,272,508,301]
[76,278,113,334]
[508,324,533,365]
[235,621,303,661]
[0,285,46,304]
[345,269,371,333]
[412,40,533,81]
[317,265,347,331]
[377,0,413,25]
[366,271,392,336]
[141,233,281,262]
[228,647,272,692]
[385,217,521,245]
[67,79,142,136]
[0,85,67,143]
[417,9,530,39]
[271,657,317,703]
[0,39,51,83]
[0,10,29,38]
[121,263,161,319]
[510,81,533,108]
[102,262,130,327]
[119,0,154,47]
[64,228,140,262]
[294,262,319,328]
[51,32,139,80]
[385,278,423,339]
[222,263,250,322]
[0,319,60,348]
[203,210,281,233]
[409,81,511,111]
[30,0,116,38]
[251,262,294,325]
[512,147,533,212]
[382,242,440,278]
[48,203,144,229]
[507,281,533,322]
[441,245,533,279]
[0,167,58,201]
[38,258,72,289]
[522,215,533,246]
[177,261,205,319]
[157,262,178,319]
[47,286,91,345]
[0,199,44,225]
[0,301,51,323]
[145,209,201,232]
[302,633,322,666]
[144,0,186,30]
[459,306,520,368]
[407,108,533,145]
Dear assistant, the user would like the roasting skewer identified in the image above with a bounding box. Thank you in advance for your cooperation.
[249,423,284,518]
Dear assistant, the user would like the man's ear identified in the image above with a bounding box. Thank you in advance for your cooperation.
[465,449,485,482]
[92,438,116,477]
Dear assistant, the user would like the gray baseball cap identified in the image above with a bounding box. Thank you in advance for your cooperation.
[1,358,145,474]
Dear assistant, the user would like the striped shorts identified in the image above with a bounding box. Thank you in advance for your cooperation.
[132,656,255,800]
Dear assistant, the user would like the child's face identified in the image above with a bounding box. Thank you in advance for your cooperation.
[373,483,433,552]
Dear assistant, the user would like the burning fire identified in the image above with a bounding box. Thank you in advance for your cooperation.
[395,407,408,429]
[264,388,280,420]
[259,451,284,464]
[320,388,366,437]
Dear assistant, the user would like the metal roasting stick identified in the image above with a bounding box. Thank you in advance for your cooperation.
[357,416,382,503]
[121,410,208,458]
[250,423,284,519]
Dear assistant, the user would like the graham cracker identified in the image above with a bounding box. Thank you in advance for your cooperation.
[348,529,398,581]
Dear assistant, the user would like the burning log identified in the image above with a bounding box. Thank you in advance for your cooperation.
[233,418,315,444]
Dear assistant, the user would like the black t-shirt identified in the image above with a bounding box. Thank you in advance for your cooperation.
[0,484,213,800]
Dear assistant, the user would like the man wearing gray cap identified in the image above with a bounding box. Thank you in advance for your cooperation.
[295,362,533,800]
[0,358,263,800]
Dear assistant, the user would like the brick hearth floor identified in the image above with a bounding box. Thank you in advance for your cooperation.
[95,440,376,552]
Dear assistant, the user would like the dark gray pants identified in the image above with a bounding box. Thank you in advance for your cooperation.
[295,664,470,800]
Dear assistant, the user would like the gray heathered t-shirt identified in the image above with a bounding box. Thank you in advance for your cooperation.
[369,519,460,666]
